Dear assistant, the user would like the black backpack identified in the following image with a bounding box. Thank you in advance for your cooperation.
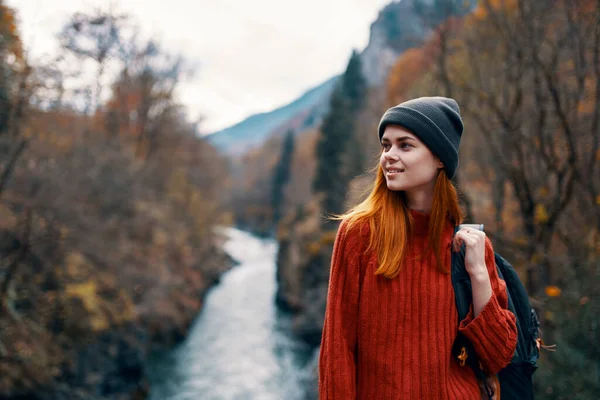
[451,224,543,400]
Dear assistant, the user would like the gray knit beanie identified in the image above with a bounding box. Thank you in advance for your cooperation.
[377,96,463,179]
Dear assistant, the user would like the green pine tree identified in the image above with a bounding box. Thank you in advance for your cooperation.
[313,51,367,216]
[0,4,13,133]
[271,130,295,227]
[340,50,366,112]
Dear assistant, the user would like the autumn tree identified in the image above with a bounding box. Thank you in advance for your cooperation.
[437,0,597,292]
[0,2,24,135]
[0,6,229,398]
[0,2,33,312]
[104,38,190,160]
[58,7,128,113]
[424,0,599,396]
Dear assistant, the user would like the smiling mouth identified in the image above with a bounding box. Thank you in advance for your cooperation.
[386,168,405,175]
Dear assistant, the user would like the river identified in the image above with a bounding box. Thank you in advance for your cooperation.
[146,227,318,400]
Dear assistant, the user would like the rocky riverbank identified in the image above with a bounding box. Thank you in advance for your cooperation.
[0,234,237,400]
[274,199,337,348]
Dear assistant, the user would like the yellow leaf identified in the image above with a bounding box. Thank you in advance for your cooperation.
[535,204,549,224]
[545,285,562,297]
[530,253,542,264]
[596,195,600,205]
[320,230,337,245]
[515,236,528,245]
[65,281,98,310]
[65,251,93,279]
[307,241,321,256]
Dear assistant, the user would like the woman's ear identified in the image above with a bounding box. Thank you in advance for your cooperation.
[437,160,445,169]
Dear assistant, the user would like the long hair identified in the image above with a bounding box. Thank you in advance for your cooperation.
[333,162,463,278]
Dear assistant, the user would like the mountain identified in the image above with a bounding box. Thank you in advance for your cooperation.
[360,0,476,87]
[204,76,338,155]
[205,0,475,157]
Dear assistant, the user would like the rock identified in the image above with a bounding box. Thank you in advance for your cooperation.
[360,0,429,87]
[360,0,475,87]
[274,199,322,315]
[274,232,304,313]
[275,199,337,347]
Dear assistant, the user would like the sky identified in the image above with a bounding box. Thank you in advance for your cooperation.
[8,0,391,134]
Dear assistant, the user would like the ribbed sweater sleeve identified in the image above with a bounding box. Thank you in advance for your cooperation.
[458,237,518,375]
[318,219,361,400]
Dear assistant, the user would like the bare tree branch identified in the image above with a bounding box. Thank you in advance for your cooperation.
[0,139,29,199]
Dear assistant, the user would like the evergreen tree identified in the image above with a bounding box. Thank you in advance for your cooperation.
[413,0,475,26]
[341,50,367,112]
[0,4,13,133]
[313,51,367,216]
[271,129,295,227]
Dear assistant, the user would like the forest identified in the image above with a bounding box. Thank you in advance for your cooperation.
[1,0,598,399]
[0,2,232,398]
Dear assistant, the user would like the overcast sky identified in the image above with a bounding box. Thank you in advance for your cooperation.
[8,0,391,133]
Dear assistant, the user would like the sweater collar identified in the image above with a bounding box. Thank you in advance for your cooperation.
[408,208,431,236]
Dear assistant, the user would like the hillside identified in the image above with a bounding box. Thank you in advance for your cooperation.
[205,76,337,155]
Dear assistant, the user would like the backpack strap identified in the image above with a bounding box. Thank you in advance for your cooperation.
[451,223,495,400]
[452,224,485,319]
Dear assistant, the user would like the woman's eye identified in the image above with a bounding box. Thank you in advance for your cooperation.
[401,143,412,149]
[382,143,390,150]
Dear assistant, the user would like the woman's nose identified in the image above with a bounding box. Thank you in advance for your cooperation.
[384,150,399,161]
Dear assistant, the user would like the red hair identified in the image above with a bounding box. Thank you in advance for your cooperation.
[334,163,463,278]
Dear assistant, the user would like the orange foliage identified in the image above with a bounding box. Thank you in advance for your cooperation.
[545,285,562,297]
[471,0,519,20]
[101,84,144,140]
[386,47,431,105]
[0,4,23,61]
[0,7,231,399]
[386,16,464,106]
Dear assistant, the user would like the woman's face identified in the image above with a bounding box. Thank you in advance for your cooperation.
[379,125,443,192]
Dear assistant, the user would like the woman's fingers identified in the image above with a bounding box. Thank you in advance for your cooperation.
[452,228,485,252]
[453,230,477,249]
[454,228,488,276]
[453,231,473,251]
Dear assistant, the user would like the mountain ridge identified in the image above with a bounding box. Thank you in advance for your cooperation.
[205,0,475,157]
[204,76,338,155]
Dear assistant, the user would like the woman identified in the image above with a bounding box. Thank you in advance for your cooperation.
[318,97,517,399]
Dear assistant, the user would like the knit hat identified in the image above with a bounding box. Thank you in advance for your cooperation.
[377,96,463,179]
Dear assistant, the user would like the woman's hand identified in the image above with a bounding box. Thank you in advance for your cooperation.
[453,227,493,316]
[452,227,489,281]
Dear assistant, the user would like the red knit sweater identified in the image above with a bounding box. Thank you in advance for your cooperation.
[318,209,517,399]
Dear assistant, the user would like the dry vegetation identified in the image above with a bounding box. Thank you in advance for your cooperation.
[0,4,231,399]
